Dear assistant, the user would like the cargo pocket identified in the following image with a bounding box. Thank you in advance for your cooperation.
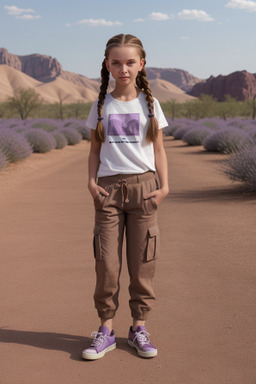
[146,225,160,261]
[93,225,103,260]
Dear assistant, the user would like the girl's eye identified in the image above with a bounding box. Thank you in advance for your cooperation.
[128,61,135,65]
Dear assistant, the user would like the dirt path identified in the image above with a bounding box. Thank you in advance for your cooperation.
[0,138,255,384]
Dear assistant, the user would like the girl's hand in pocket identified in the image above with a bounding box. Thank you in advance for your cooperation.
[144,187,169,206]
[88,182,109,200]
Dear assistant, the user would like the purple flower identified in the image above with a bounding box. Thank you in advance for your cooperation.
[221,144,256,190]
[0,129,32,163]
[204,127,249,154]
[183,126,212,146]
[60,128,82,145]
[23,128,57,153]
[51,132,68,149]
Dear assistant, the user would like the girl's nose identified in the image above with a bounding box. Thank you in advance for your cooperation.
[120,65,128,73]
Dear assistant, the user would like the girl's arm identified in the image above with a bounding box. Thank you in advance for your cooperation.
[144,129,169,205]
[88,130,109,199]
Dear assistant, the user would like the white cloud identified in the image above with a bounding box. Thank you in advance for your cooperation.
[133,18,145,22]
[76,18,122,27]
[4,5,41,20]
[17,14,41,20]
[4,5,35,15]
[178,9,214,22]
[148,12,171,21]
[226,0,256,12]
[66,23,72,27]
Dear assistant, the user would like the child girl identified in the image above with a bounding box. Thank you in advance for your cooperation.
[82,34,169,360]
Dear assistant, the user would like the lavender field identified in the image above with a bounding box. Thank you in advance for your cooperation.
[0,118,90,171]
[164,118,256,191]
[1,117,256,191]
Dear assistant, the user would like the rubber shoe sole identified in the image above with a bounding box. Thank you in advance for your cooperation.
[128,340,157,358]
[82,343,116,360]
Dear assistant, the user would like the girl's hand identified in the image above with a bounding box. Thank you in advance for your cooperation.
[144,187,169,206]
[88,181,109,200]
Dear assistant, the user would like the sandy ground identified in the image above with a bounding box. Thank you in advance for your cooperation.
[0,138,256,384]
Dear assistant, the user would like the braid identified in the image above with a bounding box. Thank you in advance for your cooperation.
[136,75,142,90]
[137,68,159,142]
[95,60,109,142]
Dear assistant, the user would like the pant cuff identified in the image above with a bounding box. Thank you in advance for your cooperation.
[97,309,116,320]
[131,308,150,321]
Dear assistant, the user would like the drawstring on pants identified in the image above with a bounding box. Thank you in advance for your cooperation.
[116,180,129,205]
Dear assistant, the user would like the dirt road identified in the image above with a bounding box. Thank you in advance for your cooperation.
[0,138,255,384]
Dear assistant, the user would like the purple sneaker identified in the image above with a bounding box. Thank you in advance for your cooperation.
[82,325,116,360]
[128,326,157,358]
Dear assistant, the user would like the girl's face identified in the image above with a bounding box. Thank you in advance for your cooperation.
[105,46,144,86]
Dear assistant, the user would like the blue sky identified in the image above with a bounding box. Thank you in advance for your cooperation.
[0,0,255,80]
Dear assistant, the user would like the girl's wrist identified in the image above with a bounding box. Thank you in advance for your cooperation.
[160,186,169,196]
[88,178,97,188]
[159,185,169,195]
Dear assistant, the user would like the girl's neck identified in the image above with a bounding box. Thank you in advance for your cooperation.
[111,84,140,101]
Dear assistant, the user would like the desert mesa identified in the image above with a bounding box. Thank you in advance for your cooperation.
[0,48,198,104]
[1,47,256,103]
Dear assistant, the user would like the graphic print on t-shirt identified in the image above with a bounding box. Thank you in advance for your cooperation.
[108,113,140,136]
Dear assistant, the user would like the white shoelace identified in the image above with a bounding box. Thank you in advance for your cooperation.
[90,332,106,347]
[133,331,151,346]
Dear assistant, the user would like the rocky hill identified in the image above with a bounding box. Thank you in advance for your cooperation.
[1,47,256,102]
[0,48,62,82]
[0,48,100,91]
[0,48,199,93]
[0,65,99,103]
[191,70,256,101]
[148,79,195,102]
[0,64,196,104]
[145,67,201,93]
[0,47,199,103]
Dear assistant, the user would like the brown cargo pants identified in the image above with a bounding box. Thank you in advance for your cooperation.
[93,171,159,321]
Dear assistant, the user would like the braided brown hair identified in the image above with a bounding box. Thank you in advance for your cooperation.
[95,60,109,142]
[95,34,159,143]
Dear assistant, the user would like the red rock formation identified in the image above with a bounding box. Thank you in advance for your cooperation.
[1,48,199,94]
[0,48,100,90]
[2,47,255,102]
[145,67,201,93]
[191,70,256,101]
[0,48,62,82]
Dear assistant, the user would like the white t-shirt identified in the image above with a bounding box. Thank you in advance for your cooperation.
[86,92,168,177]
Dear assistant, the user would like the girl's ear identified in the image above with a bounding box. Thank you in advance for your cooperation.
[139,58,145,71]
[105,58,110,72]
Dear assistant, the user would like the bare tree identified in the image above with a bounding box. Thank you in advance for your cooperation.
[7,88,42,120]
[167,100,177,121]
[54,92,69,120]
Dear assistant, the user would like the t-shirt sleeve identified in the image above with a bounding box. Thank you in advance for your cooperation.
[154,98,169,129]
[86,100,98,130]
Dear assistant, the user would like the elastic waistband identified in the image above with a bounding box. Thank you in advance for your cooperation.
[98,171,155,185]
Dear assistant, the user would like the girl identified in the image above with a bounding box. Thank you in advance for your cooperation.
[82,34,169,360]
